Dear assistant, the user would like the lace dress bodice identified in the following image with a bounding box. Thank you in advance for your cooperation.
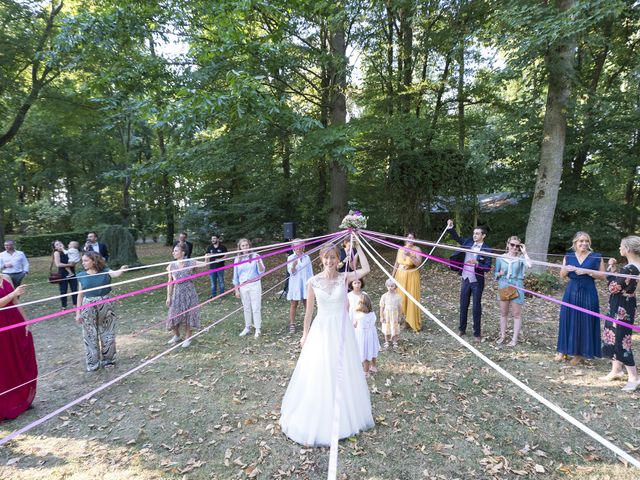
[309,273,348,317]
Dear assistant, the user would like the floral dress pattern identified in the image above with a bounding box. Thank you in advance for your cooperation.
[602,264,638,366]
[167,260,201,329]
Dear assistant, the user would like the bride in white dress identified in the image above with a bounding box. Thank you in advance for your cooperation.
[280,242,374,446]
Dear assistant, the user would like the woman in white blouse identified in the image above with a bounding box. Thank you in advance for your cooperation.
[233,238,266,338]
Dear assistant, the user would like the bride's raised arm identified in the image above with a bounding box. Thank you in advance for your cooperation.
[346,244,370,283]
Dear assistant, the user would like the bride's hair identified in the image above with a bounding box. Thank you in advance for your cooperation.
[319,243,341,260]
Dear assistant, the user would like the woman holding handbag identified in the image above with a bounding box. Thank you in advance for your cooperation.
[494,236,531,346]
[51,240,78,311]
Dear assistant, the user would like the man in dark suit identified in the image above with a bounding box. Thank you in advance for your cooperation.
[173,232,194,259]
[84,231,109,262]
[447,219,492,342]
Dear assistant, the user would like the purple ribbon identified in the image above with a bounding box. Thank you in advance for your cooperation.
[360,231,640,333]
[0,232,343,335]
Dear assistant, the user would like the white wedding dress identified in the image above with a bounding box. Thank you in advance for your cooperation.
[280,273,374,446]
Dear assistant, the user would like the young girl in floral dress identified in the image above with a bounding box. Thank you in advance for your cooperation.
[380,278,403,349]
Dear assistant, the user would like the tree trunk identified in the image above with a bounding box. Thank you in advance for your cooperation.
[458,33,465,151]
[426,51,452,145]
[158,130,175,246]
[624,121,639,234]
[386,1,395,115]
[525,0,576,267]
[327,16,348,232]
[399,1,413,114]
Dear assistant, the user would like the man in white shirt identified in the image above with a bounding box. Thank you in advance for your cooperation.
[0,240,30,286]
[447,220,492,342]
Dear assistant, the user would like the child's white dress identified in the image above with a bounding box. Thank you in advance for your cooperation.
[354,311,380,362]
[279,273,374,446]
[347,291,362,321]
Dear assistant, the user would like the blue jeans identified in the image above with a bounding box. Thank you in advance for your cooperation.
[209,270,225,297]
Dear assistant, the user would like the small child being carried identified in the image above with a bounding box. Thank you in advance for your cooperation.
[353,292,380,377]
[65,241,81,277]
[380,278,403,349]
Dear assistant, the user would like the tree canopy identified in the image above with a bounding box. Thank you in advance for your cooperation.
[1,0,638,254]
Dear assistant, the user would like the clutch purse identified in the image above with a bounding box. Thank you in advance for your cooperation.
[498,286,519,301]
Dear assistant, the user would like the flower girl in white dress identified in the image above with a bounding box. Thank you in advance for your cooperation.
[279,243,374,446]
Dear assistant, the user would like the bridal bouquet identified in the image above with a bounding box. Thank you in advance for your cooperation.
[339,210,367,229]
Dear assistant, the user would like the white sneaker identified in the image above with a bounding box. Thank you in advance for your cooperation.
[181,339,192,348]
[167,335,181,345]
[254,329,261,338]
[239,327,251,337]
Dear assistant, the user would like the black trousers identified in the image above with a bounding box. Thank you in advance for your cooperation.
[459,278,485,337]
[58,277,78,308]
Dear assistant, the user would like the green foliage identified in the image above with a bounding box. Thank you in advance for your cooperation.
[524,271,561,296]
[0,0,638,256]
[15,231,88,257]
[177,206,220,245]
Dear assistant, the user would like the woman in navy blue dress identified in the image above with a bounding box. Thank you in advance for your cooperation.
[556,232,605,366]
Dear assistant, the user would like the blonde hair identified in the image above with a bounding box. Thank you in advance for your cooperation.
[571,231,592,252]
[237,238,252,249]
[356,292,373,313]
[622,236,640,256]
[505,236,523,256]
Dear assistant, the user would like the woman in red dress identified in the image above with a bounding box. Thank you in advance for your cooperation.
[0,275,37,420]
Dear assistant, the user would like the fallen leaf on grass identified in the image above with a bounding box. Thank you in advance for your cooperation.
[534,464,545,473]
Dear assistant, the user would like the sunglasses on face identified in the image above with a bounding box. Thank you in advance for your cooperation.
[509,243,520,248]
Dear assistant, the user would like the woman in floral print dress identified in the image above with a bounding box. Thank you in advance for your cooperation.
[600,236,640,392]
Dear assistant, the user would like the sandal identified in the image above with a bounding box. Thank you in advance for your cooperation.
[289,324,296,334]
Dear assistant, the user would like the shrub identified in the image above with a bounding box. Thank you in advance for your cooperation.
[16,231,89,257]
[524,271,561,296]
[15,228,139,257]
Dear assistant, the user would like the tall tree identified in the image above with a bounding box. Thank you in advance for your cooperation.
[524,0,576,265]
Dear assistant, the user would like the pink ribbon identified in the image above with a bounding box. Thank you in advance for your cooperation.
[0,232,347,446]
[0,232,343,335]
[360,232,640,333]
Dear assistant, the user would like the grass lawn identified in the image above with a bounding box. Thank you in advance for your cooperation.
[1,242,639,479]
